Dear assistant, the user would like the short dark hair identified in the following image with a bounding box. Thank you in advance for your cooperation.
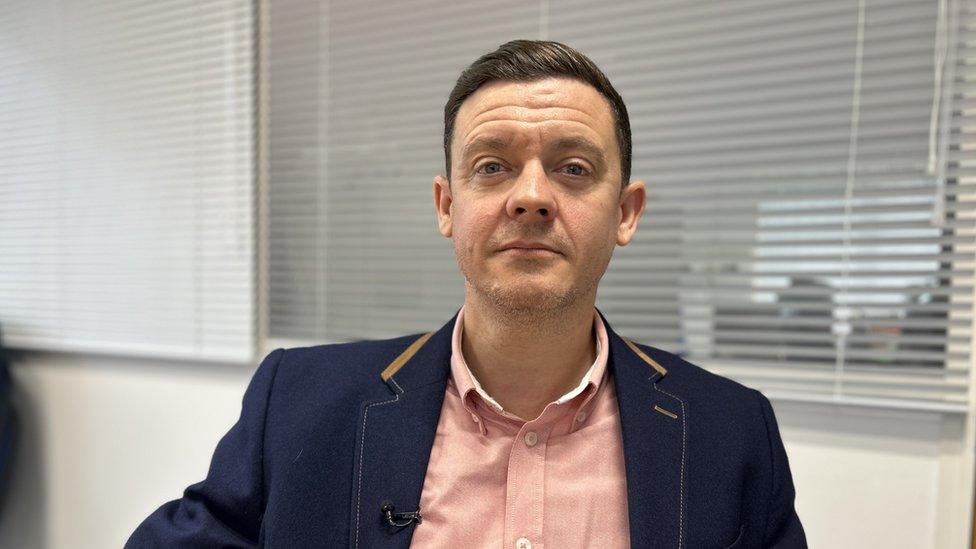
[444,40,632,186]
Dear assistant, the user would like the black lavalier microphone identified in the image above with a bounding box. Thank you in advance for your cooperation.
[380,500,423,528]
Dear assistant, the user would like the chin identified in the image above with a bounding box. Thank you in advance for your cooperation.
[480,280,580,317]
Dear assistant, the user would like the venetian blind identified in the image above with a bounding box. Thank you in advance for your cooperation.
[0,0,256,362]
[268,0,538,341]
[555,0,975,412]
[267,0,975,411]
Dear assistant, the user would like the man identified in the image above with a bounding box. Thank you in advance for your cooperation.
[128,40,806,548]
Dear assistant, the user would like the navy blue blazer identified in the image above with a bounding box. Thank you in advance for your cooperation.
[127,315,806,548]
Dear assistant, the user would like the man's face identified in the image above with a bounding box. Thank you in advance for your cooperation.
[434,77,645,316]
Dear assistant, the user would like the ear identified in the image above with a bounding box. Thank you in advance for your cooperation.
[616,180,646,246]
[433,175,453,238]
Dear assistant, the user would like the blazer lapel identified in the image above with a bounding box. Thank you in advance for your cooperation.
[608,325,688,549]
[349,317,454,549]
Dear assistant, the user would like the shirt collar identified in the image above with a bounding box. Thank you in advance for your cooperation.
[449,306,610,433]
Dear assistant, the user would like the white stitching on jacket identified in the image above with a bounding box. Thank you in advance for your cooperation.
[353,392,400,548]
[654,383,687,549]
[389,378,404,395]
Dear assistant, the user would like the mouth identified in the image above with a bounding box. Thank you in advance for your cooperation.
[497,241,563,256]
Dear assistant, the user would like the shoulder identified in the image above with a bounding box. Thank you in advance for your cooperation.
[631,341,759,399]
[274,334,424,374]
[263,334,425,396]
[239,334,429,421]
[248,334,431,453]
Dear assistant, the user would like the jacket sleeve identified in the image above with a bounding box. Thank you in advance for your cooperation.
[757,392,808,548]
[125,348,286,549]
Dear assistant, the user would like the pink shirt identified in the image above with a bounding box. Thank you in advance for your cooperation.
[410,308,630,549]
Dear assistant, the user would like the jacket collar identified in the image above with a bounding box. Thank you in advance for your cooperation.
[380,311,456,391]
[350,312,687,549]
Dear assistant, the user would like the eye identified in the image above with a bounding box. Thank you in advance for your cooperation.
[477,161,505,175]
[561,163,588,176]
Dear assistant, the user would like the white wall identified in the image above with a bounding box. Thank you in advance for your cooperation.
[0,352,970,548]
[0,352,253,549]
[777,401,969,548]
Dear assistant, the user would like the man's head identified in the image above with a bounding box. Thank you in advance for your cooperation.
[444,40,632,186]
[434,40,645,321]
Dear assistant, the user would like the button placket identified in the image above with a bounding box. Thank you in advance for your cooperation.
[506,419,550,548]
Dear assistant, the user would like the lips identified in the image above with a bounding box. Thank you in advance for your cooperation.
[498,241,562,255]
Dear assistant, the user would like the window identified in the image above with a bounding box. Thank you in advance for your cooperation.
[0,0,256,362]
[267,0,975,410]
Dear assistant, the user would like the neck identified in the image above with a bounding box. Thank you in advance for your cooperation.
[460,290,598,420]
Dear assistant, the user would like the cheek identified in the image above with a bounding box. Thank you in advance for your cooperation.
[453,208,496,252]
[562,200,618,246]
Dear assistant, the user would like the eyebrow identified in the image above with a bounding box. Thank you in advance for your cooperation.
[551,136,608,168]
[459,134,609,168]
[460,135,514,161]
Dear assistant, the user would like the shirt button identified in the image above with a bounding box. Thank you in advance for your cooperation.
[576,411,588,422]
[515,537,532,549]
[523,431,538,447]
[471,414,480,423]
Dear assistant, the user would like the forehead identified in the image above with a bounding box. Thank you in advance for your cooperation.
[454,77,617,152]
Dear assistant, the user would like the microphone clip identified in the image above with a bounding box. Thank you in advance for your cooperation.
[380,500,423,528]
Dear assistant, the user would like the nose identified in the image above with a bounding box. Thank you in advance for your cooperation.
[505,162,557,222]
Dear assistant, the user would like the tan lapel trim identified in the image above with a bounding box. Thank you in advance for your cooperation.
[380,332,434,382]
[623,337,668,377]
